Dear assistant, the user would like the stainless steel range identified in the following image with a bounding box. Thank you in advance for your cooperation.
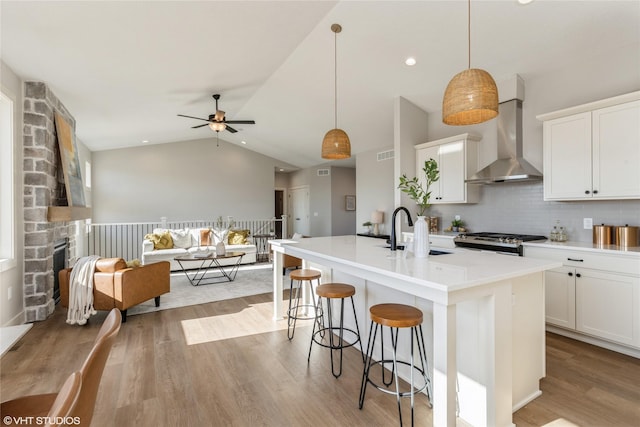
[454,232,547,256]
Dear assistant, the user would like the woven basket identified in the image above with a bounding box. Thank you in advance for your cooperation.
[442,68,499,125]
[321,128,351,159]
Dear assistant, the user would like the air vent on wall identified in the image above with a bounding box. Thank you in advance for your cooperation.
[317,168,330,176]
[377,150,394,161]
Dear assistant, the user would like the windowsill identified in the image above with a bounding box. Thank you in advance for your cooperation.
[0,258,17,273]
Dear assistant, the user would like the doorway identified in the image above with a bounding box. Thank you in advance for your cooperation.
[289,186,310,237]
[274,189,284,238]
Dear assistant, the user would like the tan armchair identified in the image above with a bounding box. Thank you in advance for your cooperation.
[59,258,170,322]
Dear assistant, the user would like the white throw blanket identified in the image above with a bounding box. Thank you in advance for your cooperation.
[66,255,101,325]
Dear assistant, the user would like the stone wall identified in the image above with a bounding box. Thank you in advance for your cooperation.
[23,82,80,322]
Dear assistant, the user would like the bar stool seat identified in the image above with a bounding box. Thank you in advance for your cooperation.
[308,283,364,378]
[290,269,321,282]
[369,304,423,328]
[287,269,322,340]
[359,303,431,426]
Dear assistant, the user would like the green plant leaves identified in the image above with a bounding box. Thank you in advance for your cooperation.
[398,159,439,216]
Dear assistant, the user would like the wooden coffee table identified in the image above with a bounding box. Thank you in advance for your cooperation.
[174,251,245,286]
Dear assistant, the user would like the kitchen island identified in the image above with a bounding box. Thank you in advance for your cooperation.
[270,235,561,427]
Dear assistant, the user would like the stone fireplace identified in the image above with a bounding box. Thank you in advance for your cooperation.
[23,82,84,322]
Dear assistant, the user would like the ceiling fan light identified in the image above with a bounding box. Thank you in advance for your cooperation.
[214,110,225,122]
[209,122,226,132]
[442,68,499,125]
[321,128,351,159]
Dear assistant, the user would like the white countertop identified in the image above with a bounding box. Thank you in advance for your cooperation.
[524,240,640,256]
[276,235,561,295]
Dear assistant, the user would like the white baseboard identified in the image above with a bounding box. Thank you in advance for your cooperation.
[546,325,640,359]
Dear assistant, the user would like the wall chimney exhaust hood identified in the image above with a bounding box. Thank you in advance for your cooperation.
[465,98,542,184]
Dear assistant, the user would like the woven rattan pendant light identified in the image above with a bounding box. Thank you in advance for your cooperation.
[322,24,351,159]
[442,0,498,126]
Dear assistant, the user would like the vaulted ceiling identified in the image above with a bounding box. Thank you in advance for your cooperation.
[2,1,638,170]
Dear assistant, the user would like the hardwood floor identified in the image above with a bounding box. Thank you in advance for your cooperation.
[2,293,639,426]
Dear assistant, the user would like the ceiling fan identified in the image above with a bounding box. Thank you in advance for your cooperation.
[177,94,255,134]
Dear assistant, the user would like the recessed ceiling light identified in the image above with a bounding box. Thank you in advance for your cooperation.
[279,168,284,172]
[241,140,247,144]
[142,140,149,143]
[518,0,534,4]
[405,57,417,66]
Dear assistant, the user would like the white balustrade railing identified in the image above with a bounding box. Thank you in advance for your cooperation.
[85,216,286,260]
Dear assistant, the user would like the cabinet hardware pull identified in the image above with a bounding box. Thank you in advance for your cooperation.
[567,258,584,262]
[568,272,573,277]
[593,190,598,194]
[576,273,581,278]
[585,190,590,194]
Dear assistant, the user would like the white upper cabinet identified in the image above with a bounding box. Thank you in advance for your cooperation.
[592,101,640,198]
[538,92,640,201]
[415,133,481,204]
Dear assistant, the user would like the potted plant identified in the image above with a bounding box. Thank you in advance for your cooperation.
[451,218,464,232]
[398,158,440,216]
[398,159,439,258]
[362,221,373,234]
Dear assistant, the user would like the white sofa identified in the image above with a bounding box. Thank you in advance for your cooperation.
[142,228,257,271]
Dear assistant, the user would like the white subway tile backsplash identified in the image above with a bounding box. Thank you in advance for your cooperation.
[429,181,640,242]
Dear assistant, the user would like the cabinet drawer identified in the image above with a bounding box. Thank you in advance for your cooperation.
[526,246,640,276]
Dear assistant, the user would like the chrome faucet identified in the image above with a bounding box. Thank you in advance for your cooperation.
[390,206,413,251]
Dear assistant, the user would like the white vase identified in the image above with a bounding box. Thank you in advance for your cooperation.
[414,216,430,258]
[215,241,226,256]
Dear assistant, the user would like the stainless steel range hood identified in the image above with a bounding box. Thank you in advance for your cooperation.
[466,99,542,184]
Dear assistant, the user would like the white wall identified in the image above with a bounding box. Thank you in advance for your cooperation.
[1,61,24,326]
[356,147,395,236]
[91,138,278,223]
[331,167,356,236]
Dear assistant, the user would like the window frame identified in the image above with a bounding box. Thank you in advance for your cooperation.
[0,89,16,271]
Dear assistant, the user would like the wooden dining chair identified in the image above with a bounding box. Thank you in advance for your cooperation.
[43,371,82,427]
[1,309,122,427]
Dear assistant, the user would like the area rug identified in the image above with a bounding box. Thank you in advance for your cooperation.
[127,264,274,317]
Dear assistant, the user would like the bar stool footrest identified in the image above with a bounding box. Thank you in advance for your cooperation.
[287,304,323,321]
[364,359,430,401]
[311,327,361,350]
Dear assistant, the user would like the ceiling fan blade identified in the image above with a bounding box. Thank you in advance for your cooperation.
[192,123,209,129]
[178,114,210,121]
[224,120,255,124]
[225,125,238,133]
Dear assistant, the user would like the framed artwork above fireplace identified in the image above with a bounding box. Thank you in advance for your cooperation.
[54,112,86,207]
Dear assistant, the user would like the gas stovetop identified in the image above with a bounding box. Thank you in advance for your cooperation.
[453,232,547,255]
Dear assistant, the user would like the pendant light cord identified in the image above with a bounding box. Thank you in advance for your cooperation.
[467,0,471,70]
[334,29,338,129]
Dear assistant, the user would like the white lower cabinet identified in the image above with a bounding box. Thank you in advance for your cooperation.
[544,266,576,329]
[576,269,638,347]
[526,244,640,353]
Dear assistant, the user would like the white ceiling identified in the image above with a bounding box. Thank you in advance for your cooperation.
[2,1,639,170]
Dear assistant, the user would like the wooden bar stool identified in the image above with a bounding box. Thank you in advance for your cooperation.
[359,303,432,426]
[287,268,323,340]
[307,283,364,378]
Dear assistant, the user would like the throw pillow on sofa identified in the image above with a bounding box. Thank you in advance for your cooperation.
[228,229,250,245]
[170,229,192,248]
[200,228,213,246]
[144,231,174,250]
